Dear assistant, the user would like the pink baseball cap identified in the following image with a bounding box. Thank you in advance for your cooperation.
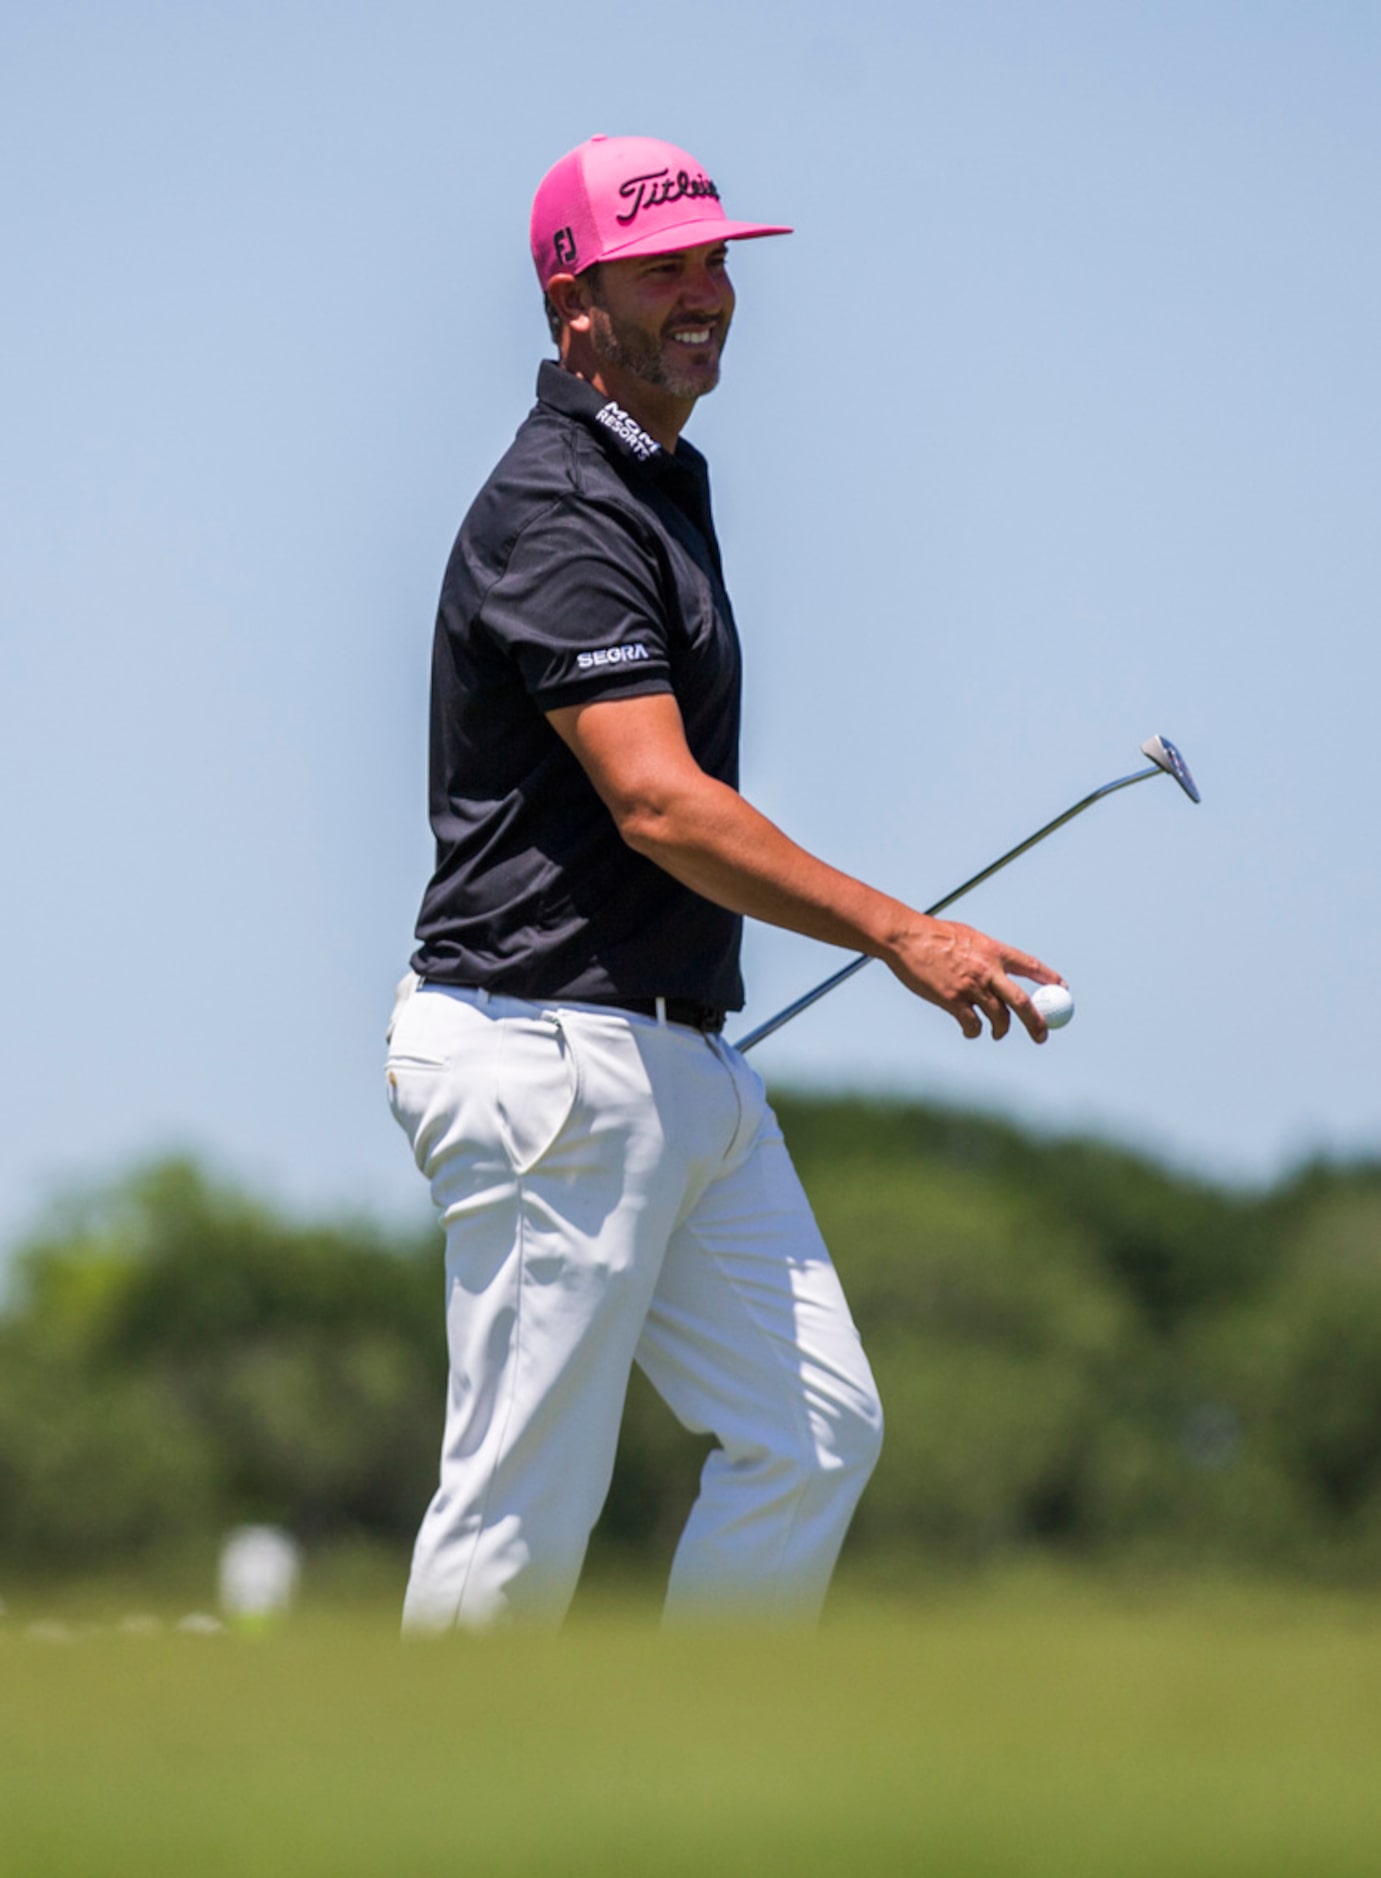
[530,134,792,288]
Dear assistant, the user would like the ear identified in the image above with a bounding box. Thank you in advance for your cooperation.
[546,271,595,335]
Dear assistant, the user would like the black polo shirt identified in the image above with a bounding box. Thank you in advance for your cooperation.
[411,361,745,1010]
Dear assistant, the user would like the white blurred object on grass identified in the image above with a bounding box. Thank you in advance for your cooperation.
[218,1525,301,1629]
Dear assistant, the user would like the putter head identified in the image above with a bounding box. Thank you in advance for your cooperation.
[1141,733,1201,803]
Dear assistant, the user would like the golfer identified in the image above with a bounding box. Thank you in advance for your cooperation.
[387,133,1061,1628]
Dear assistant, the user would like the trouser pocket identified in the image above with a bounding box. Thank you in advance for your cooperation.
[495,1015,579,1176]
[384,992,580,1185]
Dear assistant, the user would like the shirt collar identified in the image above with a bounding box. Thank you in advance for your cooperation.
[535,360,708,484]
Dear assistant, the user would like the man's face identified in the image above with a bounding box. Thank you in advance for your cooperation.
[585,241,735,402]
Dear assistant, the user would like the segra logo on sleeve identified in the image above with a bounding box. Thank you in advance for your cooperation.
[576,644,651,671]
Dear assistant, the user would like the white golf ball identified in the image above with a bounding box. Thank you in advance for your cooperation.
[1031,984,1075,1029]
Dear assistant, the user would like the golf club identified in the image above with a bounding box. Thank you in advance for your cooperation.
[732,734,1200,1054]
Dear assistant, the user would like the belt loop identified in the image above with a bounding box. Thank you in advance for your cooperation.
[655,996,668,1027]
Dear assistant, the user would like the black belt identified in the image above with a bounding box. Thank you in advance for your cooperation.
[441,985,725,1034]
[599,996,726,1033]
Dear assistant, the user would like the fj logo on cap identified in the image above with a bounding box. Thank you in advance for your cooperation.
[615,168,721,227]
[553,226,578,267]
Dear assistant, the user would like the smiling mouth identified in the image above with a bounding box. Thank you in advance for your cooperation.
[670,327,714,347]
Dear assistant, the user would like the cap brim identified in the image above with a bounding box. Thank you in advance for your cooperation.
[591,216,793,267]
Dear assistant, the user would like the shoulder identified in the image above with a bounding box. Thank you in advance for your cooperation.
[461,414,659,586]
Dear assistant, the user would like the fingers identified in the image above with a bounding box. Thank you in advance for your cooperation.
[999,946,1065,989]
[951,940,1060,1043]
[968,935,1063,1041]
[953,978,1034,1043]
[892,918,1063,1043]
[974,985,1012,1040]
[991,974,1046,1043]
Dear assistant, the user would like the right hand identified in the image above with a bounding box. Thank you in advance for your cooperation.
[886,916,1065,1042]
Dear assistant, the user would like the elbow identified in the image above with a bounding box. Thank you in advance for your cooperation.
[614,794,676,859]
[604,770,699,860]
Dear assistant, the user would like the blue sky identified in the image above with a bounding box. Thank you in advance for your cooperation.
[3,1,1379,1258]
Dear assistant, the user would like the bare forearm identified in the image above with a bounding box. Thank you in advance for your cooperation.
[547,692,1061,1040]
[621,770,915,964]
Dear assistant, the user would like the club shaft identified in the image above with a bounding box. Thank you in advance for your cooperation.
[732,763,1162,1054]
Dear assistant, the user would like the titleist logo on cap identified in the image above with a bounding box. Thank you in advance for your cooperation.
[616,168,721,227]
[529,135,789,289]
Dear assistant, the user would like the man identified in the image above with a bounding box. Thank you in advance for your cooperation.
[387,133,1062,1629]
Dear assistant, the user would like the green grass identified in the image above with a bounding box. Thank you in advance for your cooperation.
[3,1573,1380,1875]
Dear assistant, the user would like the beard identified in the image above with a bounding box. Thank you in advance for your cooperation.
[587,301,727,401]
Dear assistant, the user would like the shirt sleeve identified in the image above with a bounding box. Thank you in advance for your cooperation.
[478,496,675,712]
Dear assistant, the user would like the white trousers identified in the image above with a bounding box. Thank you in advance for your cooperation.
[386,979,883,1629]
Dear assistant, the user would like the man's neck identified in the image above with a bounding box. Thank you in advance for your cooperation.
[560,352,693,454]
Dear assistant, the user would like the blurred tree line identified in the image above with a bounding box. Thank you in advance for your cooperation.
[3,1094,1381,1583]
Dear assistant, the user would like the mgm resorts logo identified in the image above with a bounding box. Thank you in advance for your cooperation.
[594,399,660,460]
[615,167,721,226]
